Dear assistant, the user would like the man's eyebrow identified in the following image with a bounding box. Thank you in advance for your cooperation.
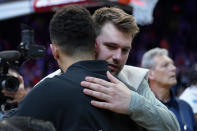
[104,42,131,49]
[103,42,117,45]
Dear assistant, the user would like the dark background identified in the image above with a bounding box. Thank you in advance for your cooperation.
[0,0,196,95]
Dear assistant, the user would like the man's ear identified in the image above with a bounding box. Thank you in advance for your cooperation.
[95,39,98,49]
[148,69,155,80]
[50,44,59,60]
[94,40,99,57]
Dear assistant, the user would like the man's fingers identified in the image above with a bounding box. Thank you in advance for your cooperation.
[91,100,112,110]
[6,99,17,104]
[106,71,120,84]
[1,90,15,97]
[85,76,113,87]
[83,89,110,101]
[81,81,109,94]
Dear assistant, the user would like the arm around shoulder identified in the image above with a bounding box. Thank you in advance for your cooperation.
[127,79,180,131]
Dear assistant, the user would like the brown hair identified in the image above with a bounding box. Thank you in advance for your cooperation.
[92,7,139,38]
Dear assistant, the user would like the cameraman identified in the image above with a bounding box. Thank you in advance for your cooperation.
[0,69,27,120]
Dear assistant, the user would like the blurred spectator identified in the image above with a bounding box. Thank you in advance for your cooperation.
[0,69,27,120]
[141,47,196,131]
[180,64,197,125]
[1,69,27,104]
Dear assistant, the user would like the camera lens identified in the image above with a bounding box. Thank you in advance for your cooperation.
[1,76,19,92]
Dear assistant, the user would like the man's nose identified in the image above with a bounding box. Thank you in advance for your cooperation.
[170,64,176,71]
[112,49,122,61]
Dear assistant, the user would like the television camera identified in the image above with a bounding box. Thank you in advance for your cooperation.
[0,24,45,109]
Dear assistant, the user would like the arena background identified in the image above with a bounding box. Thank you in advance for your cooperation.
[0,0,197,95]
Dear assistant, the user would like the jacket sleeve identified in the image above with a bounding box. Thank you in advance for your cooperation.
[127,79,180,131]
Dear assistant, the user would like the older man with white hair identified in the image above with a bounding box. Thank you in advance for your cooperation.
[141,47,196,131]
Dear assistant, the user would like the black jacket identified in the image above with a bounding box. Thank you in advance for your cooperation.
[16,60,144,131]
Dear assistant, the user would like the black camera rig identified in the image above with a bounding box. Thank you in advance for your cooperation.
[0,24,46,109]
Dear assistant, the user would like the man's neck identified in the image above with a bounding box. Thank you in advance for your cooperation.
[150,83,171,103]
[59,54,95,72]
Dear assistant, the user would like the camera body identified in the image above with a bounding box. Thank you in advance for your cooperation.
[0,73,19,92]
[0,73,20,107]
[0,24,45,109]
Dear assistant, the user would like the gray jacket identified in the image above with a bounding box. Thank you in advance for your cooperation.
[118,65,180,131]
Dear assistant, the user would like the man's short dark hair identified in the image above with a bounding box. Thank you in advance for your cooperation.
[0,116,56,131]
[49,5,96,56]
